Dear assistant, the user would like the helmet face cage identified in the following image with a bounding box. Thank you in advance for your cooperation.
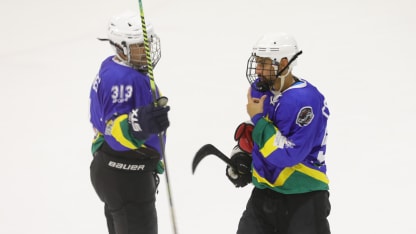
[246,54,258,85]
[149,34,161,68]
[246,54,279,91]
[246,32,299,91]
[127,35,161,71]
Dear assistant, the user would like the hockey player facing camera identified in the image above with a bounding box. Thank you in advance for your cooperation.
[226,33,331,234]
[89,11,169,234]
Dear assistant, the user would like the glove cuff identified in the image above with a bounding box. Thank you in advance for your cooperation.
[128,108,149,140]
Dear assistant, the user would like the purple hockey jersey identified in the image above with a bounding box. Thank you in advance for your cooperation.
[249,78,330,194]
[89,56,164,155]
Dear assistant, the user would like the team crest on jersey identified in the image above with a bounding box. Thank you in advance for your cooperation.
[296,106,314,127]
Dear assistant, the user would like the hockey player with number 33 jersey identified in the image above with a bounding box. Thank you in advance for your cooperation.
[226,32,331,234]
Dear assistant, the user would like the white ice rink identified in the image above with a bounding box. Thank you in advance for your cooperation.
[1,0,415,233]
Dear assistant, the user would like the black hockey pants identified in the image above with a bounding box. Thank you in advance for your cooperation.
[90,142,160,234]
[237,188,331,234]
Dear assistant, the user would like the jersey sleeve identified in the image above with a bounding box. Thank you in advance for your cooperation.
[105,114,146,150]
[251,98,317,168]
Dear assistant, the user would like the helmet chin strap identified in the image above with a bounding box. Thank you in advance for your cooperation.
[115,52,136,69]
[115,54,126,62]
[115,48,141,70]
[272,66,292,94]
[269,50,302,94]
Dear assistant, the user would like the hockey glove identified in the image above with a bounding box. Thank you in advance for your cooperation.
[226,146,252,188]
[234,121,254,153]
[128,99,170,140]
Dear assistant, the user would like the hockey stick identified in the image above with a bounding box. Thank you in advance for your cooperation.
[192,144,236,174]
[137,1,178,233]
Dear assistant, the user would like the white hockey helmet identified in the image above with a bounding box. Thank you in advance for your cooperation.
[107,11,161,69]
[246,32,300,91]
[252,32,299,66]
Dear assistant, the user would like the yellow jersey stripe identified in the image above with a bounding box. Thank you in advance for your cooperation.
[110,115,138,149]
[259,136,278,157]
[253,163,329,186]
[293,164,329,184]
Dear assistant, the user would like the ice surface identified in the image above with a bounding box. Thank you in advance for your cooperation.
[1,0,415,233]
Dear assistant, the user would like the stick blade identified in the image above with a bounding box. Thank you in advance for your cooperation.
[192,144,235,174]
[192,144,215,174]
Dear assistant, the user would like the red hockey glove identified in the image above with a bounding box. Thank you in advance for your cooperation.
[234,121,254,153]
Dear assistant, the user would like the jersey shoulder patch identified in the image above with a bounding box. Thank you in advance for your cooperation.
[296,106,314,127]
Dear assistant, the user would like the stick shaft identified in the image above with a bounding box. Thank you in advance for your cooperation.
[137,1,178,233]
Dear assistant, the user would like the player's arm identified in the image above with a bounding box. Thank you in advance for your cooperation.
[251,105,314,167]
[107,99,170,150]
[247,89,311,167]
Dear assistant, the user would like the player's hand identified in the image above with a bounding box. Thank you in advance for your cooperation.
[226,146,252,188]
[129,99,170,140]
[246,88,266,118]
